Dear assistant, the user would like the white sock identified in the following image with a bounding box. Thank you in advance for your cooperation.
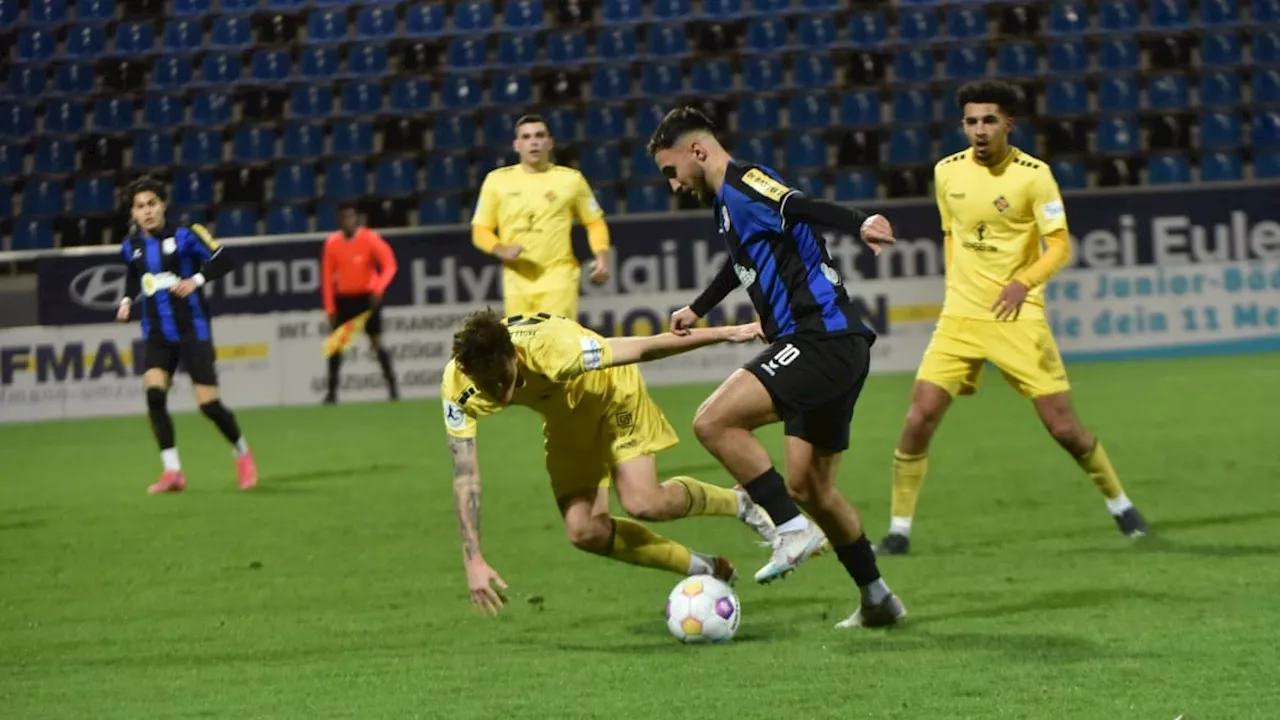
[688,552,715,576]
[776,515,810,534]
[889,516,913,537]
[1105,493,1134,516]
[733,486,747,519]
[161,448,181,472]
[234,437,249,456]
[860,578,891,605]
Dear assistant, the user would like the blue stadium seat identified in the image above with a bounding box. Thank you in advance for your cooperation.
[1046,2,1089,35]
[44,100,86,135]
[180,129,222,166]
[544,108,576,141]
[1096,116,1138,153]
[834,171,877,200]
[75,0,112,21]
[435,114,476,149]
[1201,111,1242,148]
[788,94,830,130]
[898,9,939,43]
[996,43,1038,77]
[1048,41,1088,74]
[324,161,366,199]
[839,91,881,126]
[171,0,211,18]
[8,67,46,100]
[454,1,495,34]
[356,6,397,40]
[1257,151,1280,178]
[1098,0,1138,32]
[629,143,653,176]
[1201,152,1243,181]
[419,196,461,226]
[211,16,252,50]
[298,48,339,81]
[889,129,931,165]
[250,50,291,84]
[846,11,888,48]
[1201,33,1242,67]
[390,78,432,114]
[1148,154,1190,184]
[794,55,835,89]
[331,121,374,156]
[601,0,642,24]
[349,44,390,78]
[591,188,618,216]
[29,0,67,26]
[579,144,621,182]
[446,38,487,70]
[945,47,987,80]
[497,34,538,68]
[162,20,202,54]
[234,126,276,163]
[1150,0,1190,29]
[792,174,825,200]
[65,24,107,60]
[598,27,637,62]
[691,59,733,95]
[0,0,17,31]
[142,95,184,129]
[56,63,95,96]
[743,57,783,92]
[633,104,664,139]
[1148,74,1189,111]
[702,0,743,20]
[737,136,775,165]
[504,0,543,30]
[405,3,446,38]
[1051,159,1087,189]
[309,203,335,232]
[547,30,587,64]
[1254,112,1280,147]
[267,204,309,234]
[1257,32,1280,64]
[273,163,317,201]
[652,0,692,22]
[1202,0,1241,26]
[192,91,232,126]
[750,0,789,15]
[34,138,76,175]
[152,57,193,90]
[785,134,827,169]
[641,64,683,96]
[12,219,56,250]
[895,50,935,84]
[893,89,933,125]
[0,144,22,176]
[940,127,968,155]
[441,76,482,110]
[585,106,625,141]
[591,67,632,100]
[376,157,418,196]
[648,24,689,58]
[282,122,323,159]
[197,52,242,87]
[797,16,836,50]
[739,97,780,133]
[1257,0,1280,23]
[114,21,155,57]
[946,8,987,40]
[171,170,214,207]
[1099,39,1140,71]
[626,185,669,214]
[1010,124,1035,152]
[493,73,533,105]
[1201,72,1241,107]
[1255,70,1280,104]
[1046,80,1088,115]
[307,10,348,44]
[482,111,517,145]
[216,207,258,237]
[1098,77,1139,112]
[340,81,383,115]
[745,18,789,54]
[220,0,257,14]
[426,154,467,191]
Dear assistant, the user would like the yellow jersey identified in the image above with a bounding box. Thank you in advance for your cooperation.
[440,313,627,439]
[934,147,1069,321]
[471,164,605,293]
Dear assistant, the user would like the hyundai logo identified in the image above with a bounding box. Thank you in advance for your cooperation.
[69,264,128,311]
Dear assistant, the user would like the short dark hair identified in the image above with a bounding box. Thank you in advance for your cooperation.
[646,106,717,156]
[452,309,516,382]
[514,114,548,136]
[955,80,1021,116]
[124,176,167,206]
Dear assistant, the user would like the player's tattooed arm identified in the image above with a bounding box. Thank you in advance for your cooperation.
[448,436,483,562]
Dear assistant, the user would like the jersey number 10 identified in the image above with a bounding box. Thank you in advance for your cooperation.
[759,343,800,377]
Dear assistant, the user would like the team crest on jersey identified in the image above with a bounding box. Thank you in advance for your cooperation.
[993,196,1010,213]
[545,190,557,203]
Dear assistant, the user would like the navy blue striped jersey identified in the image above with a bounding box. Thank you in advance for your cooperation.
[121,224,223,342]
[713,162,875,343]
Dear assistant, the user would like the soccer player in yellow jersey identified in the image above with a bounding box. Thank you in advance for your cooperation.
[441,309,780,615]
[471,114,611,322]
[875,80,1149,556]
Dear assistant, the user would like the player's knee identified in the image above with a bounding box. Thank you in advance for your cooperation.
[691,408,723,449]
[145,387,167,414]
[199,399,233,421]
[564,520,610,554]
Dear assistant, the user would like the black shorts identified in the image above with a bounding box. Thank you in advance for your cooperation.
[334,293,383,336]
[743,333,873,452]
[144,333,219,386]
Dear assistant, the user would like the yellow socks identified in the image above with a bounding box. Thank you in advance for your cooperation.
[608,517,694,575]
[889,450,929,536]
[1077,441,1132,513]
[664,476,740,518]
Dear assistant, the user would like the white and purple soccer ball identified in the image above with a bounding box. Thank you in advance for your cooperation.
[665,575,740,644]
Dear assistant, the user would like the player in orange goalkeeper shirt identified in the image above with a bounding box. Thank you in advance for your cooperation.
[470,114,611,322]
[876,80,1149,556]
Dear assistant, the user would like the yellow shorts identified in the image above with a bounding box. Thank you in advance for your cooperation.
[504,284,580,323]
[543,366,678,500]
[916,315,1071,399]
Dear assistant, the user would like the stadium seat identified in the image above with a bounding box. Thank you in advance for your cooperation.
[1257,32,1280,64]
[839,91,881,127]
[114,21,155,57]
[1201,33,1243,67]
[742,57,783,92]
[8,67,46,101]
[1048,41,1088,74]
[250,50,291,84]
[440,76,482,110]
[898,9,939,43]
[356,6,396,40]
[0,144,22,177]
[56,63,95,96]
[17,29,57,63]
[1098,77,1139,112]
[1257,151,1280,178]
[216,207,258,237]
[1201,72,1241,107]
[29,0,67,26]
[838,130,879,166]
[1096,116,1139,154]
[340,81,383,115]
[591,67,632,101]
[601,0,642,24]
[585,106,626,141]
[390,79,433,114]
[1148,154,1191,184]
[331,121,374,157]
[797,16,836,50]
[750,0,788,15]
[162,20,203,54]
[427,154,467,191]
[745,18,788,53]
[738,97,779,133]
[940,127,968,155]
[1098,0,1138,32]
[788,94,830,130]
[737,136,775,165]
[1255,70,1280,104]
[76,0,113,19]
[648,24,690,58]
[702,0,743,20]
[1010,124,1035,151]
[323,161,366,199]
[626,185,669,213]
[267,204,309,234]
[1256,0,1280,23]
[1148,75,1189,111]
[349,44,390,78]
[405,4,446,38]
[1046,2,1089,35]
[454,0,495,33]
[579,144,621,182]
[12,219,56,250]
[794,55,835,89]
[1254,112,1280,147]
[1046,80,1088,115]
[44,100,86,135]
[893,90,933,125]
[1201,111,1242,148]
[282,122,323,159]
[171,171,214,207]
[152,57,192,90]
[834,170,877,201]
[0,187,10,221]
[220,0,256,14]
[946,47,987,81]
[497,34,538,68]
[34,138,76,175]
[642,64,683,96]
[895,50,936,84]
[192,92,232,126]
[691,59,733,95]
[180,129,222,166]
[785,134,827,169]
[446,38,487,71]
[374,157,418,197]
[598,27,637,62]
[1051,159,1087,189]
[996,43,1038,77]
[547,30,587,64]
[946,8,987,40]
[652,0,692,22]
[273,163,317,201]
[626,105,660,141]
[1201,152,1243,181]
[491,73,532,105]
[307,11,348,44]
[1150,0,1190,28]
[141,95,183,129]
[434,114,476,149]
[503,0,543,30]
[0,0,17,31]
[197,53,242,87]
[889,129,931,165]
[1202,0,1241,26]
[234,126,276,164]
[82,136,124,173]
[791,174,825,200]
[171,0,211,17]
[543,108,576,141]
[211,16,252,50]
[1099,39,1140,71]
[66,24,107,60]
[847,11,888,48]
[419,196,461,226]
[629,143,652,175]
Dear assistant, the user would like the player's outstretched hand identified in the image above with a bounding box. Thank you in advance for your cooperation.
[992,280,1029,321]
[724,322,765,344]
[670,306,699,336]
[116,302,131,323]
[494,244,524,262]
[172,279,199,298]
[465,559,509,615]
[859,214,896,256]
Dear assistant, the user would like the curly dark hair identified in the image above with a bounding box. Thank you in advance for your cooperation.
[124,175,167,207]
[955,80,1022,116]
[645,106,717,156]
[452,309,516,384]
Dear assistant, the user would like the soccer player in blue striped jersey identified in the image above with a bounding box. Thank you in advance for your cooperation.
[114,177,258,494]
[647,107,905,629]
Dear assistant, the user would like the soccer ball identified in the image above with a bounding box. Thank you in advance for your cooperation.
[665,575,740,644]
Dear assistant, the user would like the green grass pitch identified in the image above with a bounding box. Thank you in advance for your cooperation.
[3,354,1280,719]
